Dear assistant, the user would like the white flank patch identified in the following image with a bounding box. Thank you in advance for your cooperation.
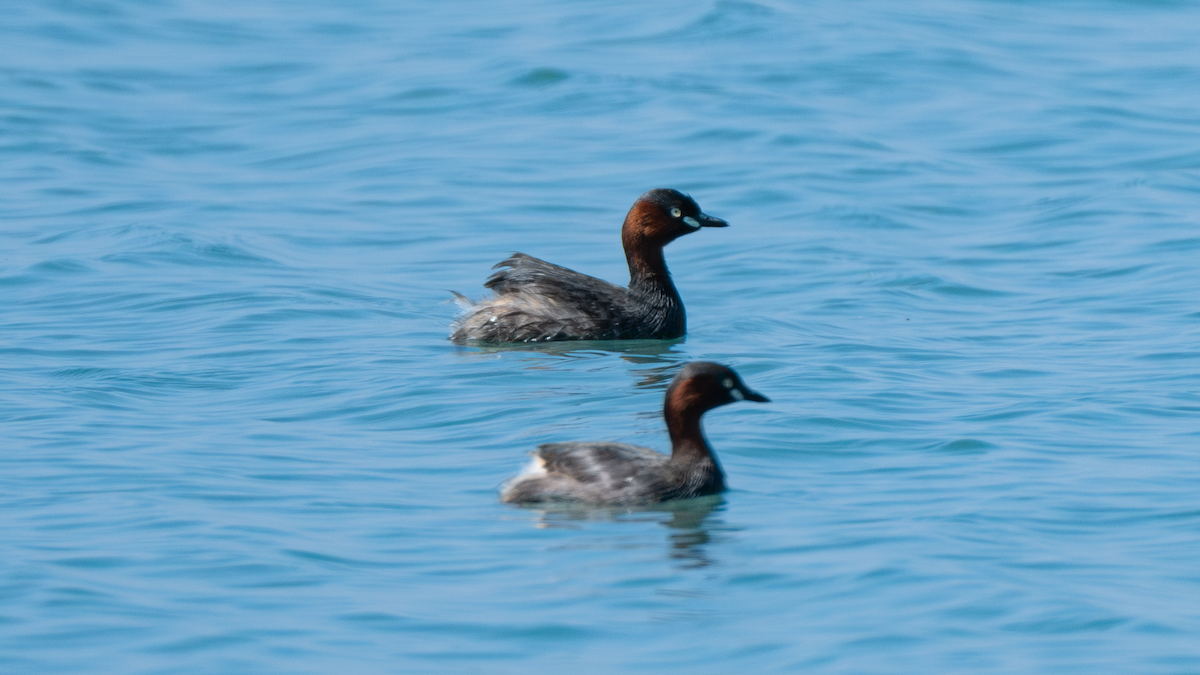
[500,454,547,498]
[520,454,547,477]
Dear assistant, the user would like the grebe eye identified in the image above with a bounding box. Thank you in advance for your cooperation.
[723,378,734,389]
[670,207,682,218]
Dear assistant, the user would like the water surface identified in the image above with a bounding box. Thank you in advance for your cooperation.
[3,1,1200,673]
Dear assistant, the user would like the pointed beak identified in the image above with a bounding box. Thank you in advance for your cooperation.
[741,387,769,403]
[697,212,728,227]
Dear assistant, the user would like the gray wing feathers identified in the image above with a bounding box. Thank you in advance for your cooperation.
[451,253,630,343]
[537,442,668,486]
[484,253,625,300]
[500,442,681,505]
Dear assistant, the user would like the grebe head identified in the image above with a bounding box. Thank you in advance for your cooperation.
[666,361,769,415]
[623,189,729,247]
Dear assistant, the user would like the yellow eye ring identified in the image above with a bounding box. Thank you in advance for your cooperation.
[671,207,682,218]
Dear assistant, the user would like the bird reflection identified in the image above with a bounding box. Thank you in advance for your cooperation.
[458,337,683,361]
[626,362,680,390]
[457,338,686,391]
[660,495,725,568]
[521,495,726,568]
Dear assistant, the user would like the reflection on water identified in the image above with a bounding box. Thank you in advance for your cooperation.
[457,337,683,360]
[661,496,726,569]
[625,360,686,390]
[520,495,727,568]
[455,337,688,391]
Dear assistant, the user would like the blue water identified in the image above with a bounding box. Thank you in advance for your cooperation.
[3,0,1200,672]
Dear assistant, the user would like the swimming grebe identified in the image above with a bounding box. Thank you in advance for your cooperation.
[501,362,769,506]
[450,189,728,344]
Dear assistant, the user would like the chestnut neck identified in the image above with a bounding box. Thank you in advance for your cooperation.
[664,394,716,464]
[621,209,680,297]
